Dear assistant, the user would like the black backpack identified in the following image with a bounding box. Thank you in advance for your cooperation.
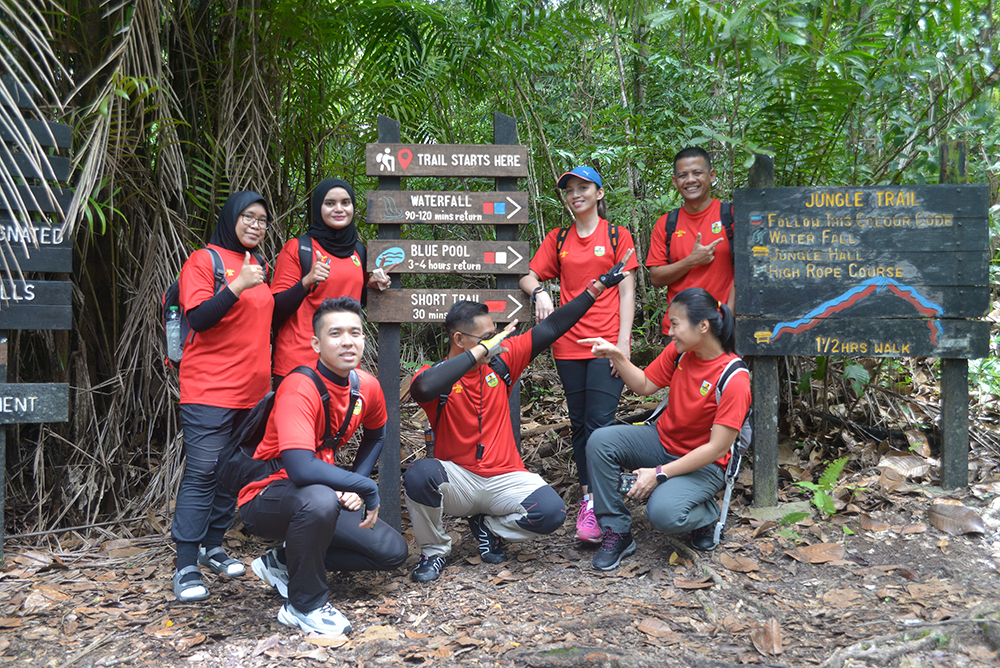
[162,248,268,369]
[663,202,734,265]
[215,365,361,497]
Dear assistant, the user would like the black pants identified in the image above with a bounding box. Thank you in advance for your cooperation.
[555,358,625,489]
[240,479,408,613]
[172,404,251,550]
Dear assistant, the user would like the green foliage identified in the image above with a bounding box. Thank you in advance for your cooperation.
[795,457,850,516]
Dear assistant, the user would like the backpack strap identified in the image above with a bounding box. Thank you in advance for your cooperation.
[431,355,513,431]
[712,356,750,547]
[554,226,571,268]
[663,209,680,262]
[297,234,314,280]
[720,202,735,266]
[206,248,228,293]
[298,366,361,452]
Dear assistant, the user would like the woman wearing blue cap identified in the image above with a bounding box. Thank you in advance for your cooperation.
[519,166,638,545]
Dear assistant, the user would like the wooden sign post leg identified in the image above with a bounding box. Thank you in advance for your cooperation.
[376,115,403,534]
[746,153,779,507]
[493,112,522,450]
[0,333,5,559]
[939,141,969,490]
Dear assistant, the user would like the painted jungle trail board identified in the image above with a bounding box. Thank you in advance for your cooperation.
[734,184,990,358]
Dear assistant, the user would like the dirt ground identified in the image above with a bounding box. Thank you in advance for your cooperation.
[3,377,1000,667]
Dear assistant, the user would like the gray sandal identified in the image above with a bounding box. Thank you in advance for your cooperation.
[173,565,209,602]
[198,546,246,577]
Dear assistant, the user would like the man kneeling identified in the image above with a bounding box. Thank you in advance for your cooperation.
[404,259,629,583]
[239,297,407,635]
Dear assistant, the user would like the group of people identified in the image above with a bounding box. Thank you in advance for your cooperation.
[169,146,751,637]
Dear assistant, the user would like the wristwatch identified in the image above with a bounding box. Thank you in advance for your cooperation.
[655,465,669,484]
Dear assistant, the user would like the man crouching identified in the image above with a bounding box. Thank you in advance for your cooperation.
[239,297,407,635]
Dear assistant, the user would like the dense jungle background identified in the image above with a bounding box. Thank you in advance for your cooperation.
[1,0,999,543]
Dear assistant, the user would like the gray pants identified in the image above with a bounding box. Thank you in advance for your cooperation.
[586,424,725,535]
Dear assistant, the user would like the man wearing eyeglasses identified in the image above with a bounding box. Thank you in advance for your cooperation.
[403,254,632,583]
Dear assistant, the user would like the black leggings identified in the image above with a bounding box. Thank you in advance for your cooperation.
[240,479,408,613]
[554,358,625,489]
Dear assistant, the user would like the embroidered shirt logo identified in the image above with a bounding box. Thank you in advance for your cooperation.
[485,372,499,388]
[700,380,712,396]
[675,230,686,237]
[351,253,361,267]
[226,268,235,277]
[594,245,606,257]
[353,399,363,415]
[451,382,463,394]
[559,250,569,259]
[711,220,722,235]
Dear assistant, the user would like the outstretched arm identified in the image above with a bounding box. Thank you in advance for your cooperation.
[409,322,518,403]
[578,337,661,396]
[529,249,633,359]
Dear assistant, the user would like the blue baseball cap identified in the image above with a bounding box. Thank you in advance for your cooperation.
[557,166,603,189]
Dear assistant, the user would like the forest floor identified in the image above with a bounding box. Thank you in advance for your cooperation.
[3,369,1000,668]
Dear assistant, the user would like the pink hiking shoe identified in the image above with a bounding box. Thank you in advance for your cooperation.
[575,498,602,543]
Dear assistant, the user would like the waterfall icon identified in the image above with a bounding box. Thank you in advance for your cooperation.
[380,195,403,220]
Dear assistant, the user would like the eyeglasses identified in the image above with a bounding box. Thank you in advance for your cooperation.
[459,330,497,342]
[239,212,270,229]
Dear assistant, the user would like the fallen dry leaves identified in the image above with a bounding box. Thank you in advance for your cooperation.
[750,617,782,656]
[784,542,845,563]
[928,501,986,535]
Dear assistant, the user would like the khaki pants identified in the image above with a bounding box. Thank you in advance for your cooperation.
[404,459,565,557]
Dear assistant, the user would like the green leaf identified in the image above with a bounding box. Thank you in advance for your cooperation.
[776,30,807,46]
[818,457,849,491]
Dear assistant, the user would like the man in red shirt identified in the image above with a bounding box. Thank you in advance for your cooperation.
[239,297,407,636]
[646,147,736,334]
[404,263,630,583]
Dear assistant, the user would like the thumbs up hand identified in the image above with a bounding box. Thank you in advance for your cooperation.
[232,251,265,296]
[303,249,331,290]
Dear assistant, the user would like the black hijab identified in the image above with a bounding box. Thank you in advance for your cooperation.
[308,178,359,258]
[209,190,270,253]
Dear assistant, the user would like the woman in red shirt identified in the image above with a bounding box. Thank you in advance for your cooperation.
[519,166,638,545]
[270,178,391,382]
[172,191,275,601]
[580,288,751,570]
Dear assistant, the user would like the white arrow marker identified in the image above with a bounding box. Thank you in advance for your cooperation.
[505,196,523,220]
[506,245,523,269]
[507,295,523,319]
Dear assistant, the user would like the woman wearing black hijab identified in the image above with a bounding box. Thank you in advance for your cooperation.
[172,190,274,602]
[270,178,391,381]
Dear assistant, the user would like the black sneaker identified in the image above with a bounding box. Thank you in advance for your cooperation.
[411,554,449,583]
[468,514,507,563]
[689,524,718,552]
[592,528,636,570]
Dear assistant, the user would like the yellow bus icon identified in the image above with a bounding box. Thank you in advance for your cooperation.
[754,331,772,344]
[752,246,769,256]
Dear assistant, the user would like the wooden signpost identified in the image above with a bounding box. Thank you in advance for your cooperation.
[367,191,529,226]
[366,116,528,532]
[735,171,990,505]
[0,76,73,556]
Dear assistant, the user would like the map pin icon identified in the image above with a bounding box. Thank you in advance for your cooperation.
[398,148,412,170]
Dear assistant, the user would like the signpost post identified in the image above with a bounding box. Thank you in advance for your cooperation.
[366,116,529,531]
[0,75,73,556]
[735,175,989,505]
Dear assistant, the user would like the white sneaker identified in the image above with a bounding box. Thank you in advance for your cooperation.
[251,549,289,598]
[277,602,352,636]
